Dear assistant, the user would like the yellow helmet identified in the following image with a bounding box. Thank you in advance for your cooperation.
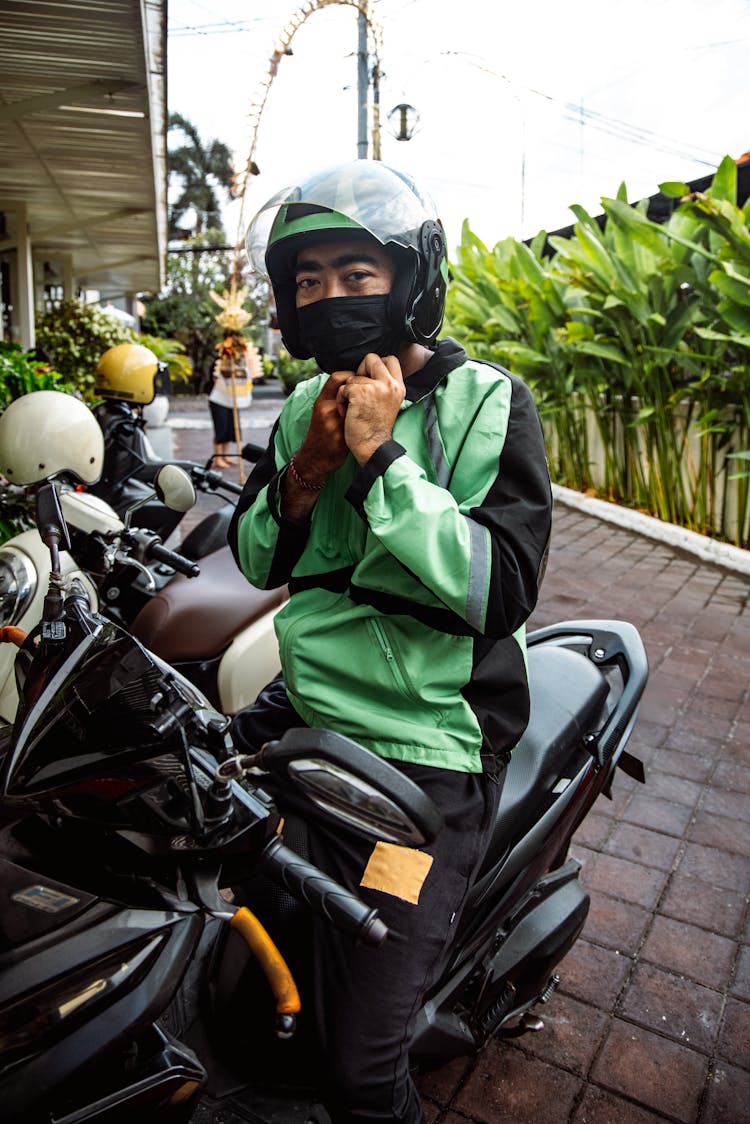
[95,343,168,404]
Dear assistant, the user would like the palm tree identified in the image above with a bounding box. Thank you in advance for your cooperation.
[168,113,234,239]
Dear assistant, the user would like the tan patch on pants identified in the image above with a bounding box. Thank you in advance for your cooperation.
[360,842,434,905]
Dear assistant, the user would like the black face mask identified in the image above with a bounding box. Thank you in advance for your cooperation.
[296,295,400,374]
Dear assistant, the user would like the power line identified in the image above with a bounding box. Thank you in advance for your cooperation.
[559,103,721,168]
[436,51,727,170]
[170,21,268,37]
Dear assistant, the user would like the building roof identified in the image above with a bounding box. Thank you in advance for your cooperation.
[0,0,167,297]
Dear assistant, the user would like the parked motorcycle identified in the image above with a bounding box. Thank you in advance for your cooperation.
[92,396,255,562]
[0,478,285,726]
[0,392,283,724]
[0,476,649,1123]
[75,395,271,655]
[91,341,251,563]
[0,480,438,1122]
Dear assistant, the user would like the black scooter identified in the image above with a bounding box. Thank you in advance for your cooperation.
[91,399,255,562]
[0,482,648,1123]
[85,400,267,630]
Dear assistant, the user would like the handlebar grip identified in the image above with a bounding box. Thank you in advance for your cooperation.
[259,835,388,947]
[219,478,244,496]
[199,467,244,495]
[146,541,200,578]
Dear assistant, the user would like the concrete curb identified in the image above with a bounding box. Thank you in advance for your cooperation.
[552,483,750,577]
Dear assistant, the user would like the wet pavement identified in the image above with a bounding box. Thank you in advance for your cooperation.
[166,387,749,1124]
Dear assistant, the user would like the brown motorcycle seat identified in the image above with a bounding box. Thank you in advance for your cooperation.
[131,545,288,661]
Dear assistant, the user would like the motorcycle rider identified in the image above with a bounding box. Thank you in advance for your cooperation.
[228,160,552,1124]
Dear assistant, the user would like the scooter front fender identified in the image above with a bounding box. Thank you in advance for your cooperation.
[0,530,98,724]
[217,604,284,715]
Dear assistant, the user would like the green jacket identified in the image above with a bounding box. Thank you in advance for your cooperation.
[228,339,552,775]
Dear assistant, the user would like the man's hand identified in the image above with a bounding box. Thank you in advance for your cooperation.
[336,354,406,466]
[280,371,350,523]
[294,370,350,482]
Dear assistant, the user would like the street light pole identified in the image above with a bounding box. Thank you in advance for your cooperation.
[357,6,368,157]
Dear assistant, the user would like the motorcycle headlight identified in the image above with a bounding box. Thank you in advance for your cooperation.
[0,547,37,627]
[0,932,165,1070]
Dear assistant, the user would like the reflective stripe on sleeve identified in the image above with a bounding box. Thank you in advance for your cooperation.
[465,516,489,631]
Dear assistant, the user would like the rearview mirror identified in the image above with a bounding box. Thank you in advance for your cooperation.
[154,464,196,513]
[241,442,265,464]
[35,482,71,555]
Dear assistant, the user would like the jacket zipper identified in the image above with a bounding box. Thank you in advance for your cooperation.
[369,618,423,706]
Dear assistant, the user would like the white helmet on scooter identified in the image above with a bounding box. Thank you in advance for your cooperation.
[0,390,104,485]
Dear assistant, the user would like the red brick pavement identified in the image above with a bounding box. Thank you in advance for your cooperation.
[169,392,750,1124]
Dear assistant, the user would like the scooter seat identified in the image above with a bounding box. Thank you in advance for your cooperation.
[490,645,609,855]
[131,546,288,661]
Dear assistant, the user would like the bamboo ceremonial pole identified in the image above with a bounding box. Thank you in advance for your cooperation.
[228,360,246,486]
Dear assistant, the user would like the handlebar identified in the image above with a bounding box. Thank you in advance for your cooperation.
[196,467,243,496]
[133,456,245,498]
[146,540,200,578]
[259,835,388,947]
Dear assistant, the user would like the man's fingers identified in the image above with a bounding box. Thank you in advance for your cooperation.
[357,353,390,380]
[319,370,351,399]
[382,355,403,380]
[356,353,405,386]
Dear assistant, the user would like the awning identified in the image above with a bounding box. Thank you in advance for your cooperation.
[0,0,168,345]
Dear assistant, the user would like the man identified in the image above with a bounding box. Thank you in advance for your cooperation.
[228,160,552,1124]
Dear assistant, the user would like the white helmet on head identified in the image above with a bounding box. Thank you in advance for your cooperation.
[0,390,104,485]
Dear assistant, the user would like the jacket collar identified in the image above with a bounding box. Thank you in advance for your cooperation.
[403,337,468,404]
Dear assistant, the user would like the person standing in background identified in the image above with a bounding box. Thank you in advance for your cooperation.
[208,331,259,468]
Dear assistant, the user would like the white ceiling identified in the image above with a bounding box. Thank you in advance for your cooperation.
[0,0,167,297]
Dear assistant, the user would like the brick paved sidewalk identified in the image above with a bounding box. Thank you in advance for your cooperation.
[416,509,749,1124]
[169,394,749,1124]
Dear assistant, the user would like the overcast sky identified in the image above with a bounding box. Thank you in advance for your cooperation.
[168,0,750,255]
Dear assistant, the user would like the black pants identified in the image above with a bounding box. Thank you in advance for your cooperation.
[209,400,239,443]
[232,681,503,1124]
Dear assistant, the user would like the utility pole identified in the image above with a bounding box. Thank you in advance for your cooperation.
[357,5,368,157]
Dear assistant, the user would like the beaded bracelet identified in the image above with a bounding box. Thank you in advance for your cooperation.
[289,456,324,492]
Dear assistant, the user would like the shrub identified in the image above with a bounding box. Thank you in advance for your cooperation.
[275,348,319,395]
[0,341,74,408]
[36,299,132,400]
[444,156,750,546]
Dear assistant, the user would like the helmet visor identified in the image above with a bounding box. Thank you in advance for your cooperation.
[246,160,440,278]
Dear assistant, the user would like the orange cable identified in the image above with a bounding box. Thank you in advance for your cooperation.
[229,906,301,1016]
[0,627,27,647]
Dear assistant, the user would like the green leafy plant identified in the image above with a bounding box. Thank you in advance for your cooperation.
[137,333,192,387]
[275,348,319,395]
[0,494,32,546]
[35,296,198,399]
[444,156,750,546]
[0,341,74,408]
[35,299,132,400]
